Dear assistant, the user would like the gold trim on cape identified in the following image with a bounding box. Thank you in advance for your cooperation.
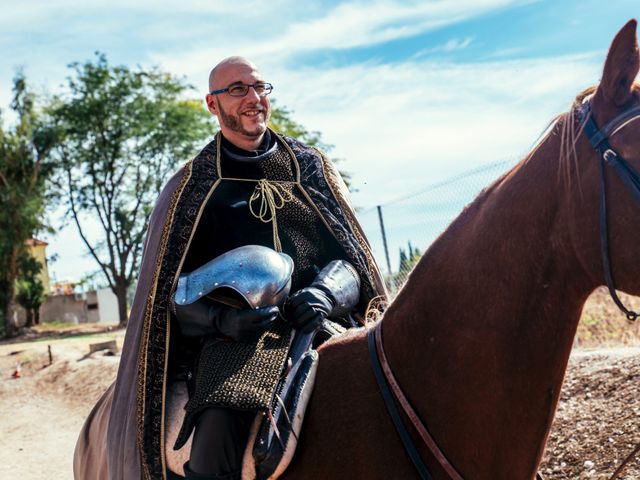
[315,147,388,300]
[137,158,195,479]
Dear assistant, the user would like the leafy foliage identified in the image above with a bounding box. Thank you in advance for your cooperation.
[399,241,422,274]
[0,72,55,336]
[15,252,45,327]
[390,241,422,292]
[268,100,331,151]
[49,53,213,326]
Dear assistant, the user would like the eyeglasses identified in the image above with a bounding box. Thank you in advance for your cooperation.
[209,82,274,97]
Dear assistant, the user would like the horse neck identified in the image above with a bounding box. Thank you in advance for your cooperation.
[381,131,596,477]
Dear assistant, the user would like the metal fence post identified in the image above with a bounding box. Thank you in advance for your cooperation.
[377,205,392,275]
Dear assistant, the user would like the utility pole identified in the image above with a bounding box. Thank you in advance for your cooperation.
[377,205,392,275]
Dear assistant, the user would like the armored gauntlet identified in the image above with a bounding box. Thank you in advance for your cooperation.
[285,260,361,332]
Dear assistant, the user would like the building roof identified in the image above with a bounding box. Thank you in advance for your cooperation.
[25,238,49,246]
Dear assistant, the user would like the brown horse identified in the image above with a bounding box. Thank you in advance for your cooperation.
[282,19,640,480]
[75,20,640,480]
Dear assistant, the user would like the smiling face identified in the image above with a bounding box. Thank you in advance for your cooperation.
[205,57,271,151]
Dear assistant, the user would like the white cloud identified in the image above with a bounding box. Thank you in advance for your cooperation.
[4,0,613,281]
[412,37,475,59]
[150,0,530,74]
[0,0,280,25]
[2,0,534,107]
[253,0,532,55]
[262,53,602,208]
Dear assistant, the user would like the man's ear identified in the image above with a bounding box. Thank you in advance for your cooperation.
[205,94,218,116]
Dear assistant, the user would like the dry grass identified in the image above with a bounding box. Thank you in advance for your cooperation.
[576,287,640,347]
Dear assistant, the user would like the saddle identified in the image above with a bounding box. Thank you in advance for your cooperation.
[243,319,346,480]
[165,319,346,480]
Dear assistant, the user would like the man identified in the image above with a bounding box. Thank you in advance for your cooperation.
[76,57,386,480]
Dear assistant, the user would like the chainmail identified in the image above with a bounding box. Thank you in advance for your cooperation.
[173,319,292,450]
[258,145,344,289]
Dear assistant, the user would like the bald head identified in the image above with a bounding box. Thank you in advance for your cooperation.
[208,56,260,92]
[205,56,271,151]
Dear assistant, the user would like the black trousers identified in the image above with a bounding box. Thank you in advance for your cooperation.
[186,407,255,478]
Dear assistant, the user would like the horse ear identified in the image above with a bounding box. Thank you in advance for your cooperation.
[598,19,639,107]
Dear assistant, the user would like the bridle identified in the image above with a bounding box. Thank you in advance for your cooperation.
[578,97,640,321]
[368,98,640,480]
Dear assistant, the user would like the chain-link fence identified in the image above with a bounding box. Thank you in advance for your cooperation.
[357,159,518,296]
[356,156,640,346]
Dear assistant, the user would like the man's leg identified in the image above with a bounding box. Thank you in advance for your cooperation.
[186,407,254,480]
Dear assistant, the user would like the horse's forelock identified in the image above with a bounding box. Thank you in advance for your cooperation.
[555,86,598,192]
[557,83,640,190]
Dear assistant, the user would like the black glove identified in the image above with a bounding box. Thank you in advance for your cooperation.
[173,297,279,341]
[285,287,334,333]
[285,260,361,333]
[215,304,279,341]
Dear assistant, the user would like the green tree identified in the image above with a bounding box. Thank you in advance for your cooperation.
[0,72,55,337]
[398,248,409,273]
[50,53,213,327]
[15,252,45,327]
[393,241,423,291]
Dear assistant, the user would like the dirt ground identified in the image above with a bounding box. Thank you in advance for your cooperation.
[0,314,639,480]
[540,348,640,479]
[0,326,123,480]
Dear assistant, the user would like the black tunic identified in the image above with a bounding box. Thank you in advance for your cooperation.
[182,132,345,291]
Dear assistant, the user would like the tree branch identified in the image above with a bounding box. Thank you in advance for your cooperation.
[65,167,115,289]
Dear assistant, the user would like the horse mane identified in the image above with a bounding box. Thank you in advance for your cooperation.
[556,83,640,188]
[476,85,599,199]
[456,87,600,214]
[557,86,598,190]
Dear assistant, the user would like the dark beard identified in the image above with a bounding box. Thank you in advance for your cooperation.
[216,98,267,137]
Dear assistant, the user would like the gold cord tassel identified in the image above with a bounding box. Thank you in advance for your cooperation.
[249,179,293,252]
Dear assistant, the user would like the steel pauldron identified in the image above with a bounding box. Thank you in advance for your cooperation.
[174,245,294,309]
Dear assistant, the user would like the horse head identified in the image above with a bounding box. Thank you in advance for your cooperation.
[563,19,640,309]
[348,18,640,479]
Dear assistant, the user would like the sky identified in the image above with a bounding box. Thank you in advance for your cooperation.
[1,0,638,283]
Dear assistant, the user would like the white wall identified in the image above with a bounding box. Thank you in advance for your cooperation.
[96,288,119,324]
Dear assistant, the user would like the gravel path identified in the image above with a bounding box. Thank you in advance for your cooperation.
[540,347,640,479]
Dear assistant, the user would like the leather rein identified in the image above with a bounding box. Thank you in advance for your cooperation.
[368,100,640,480]
[367,322,463,480]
